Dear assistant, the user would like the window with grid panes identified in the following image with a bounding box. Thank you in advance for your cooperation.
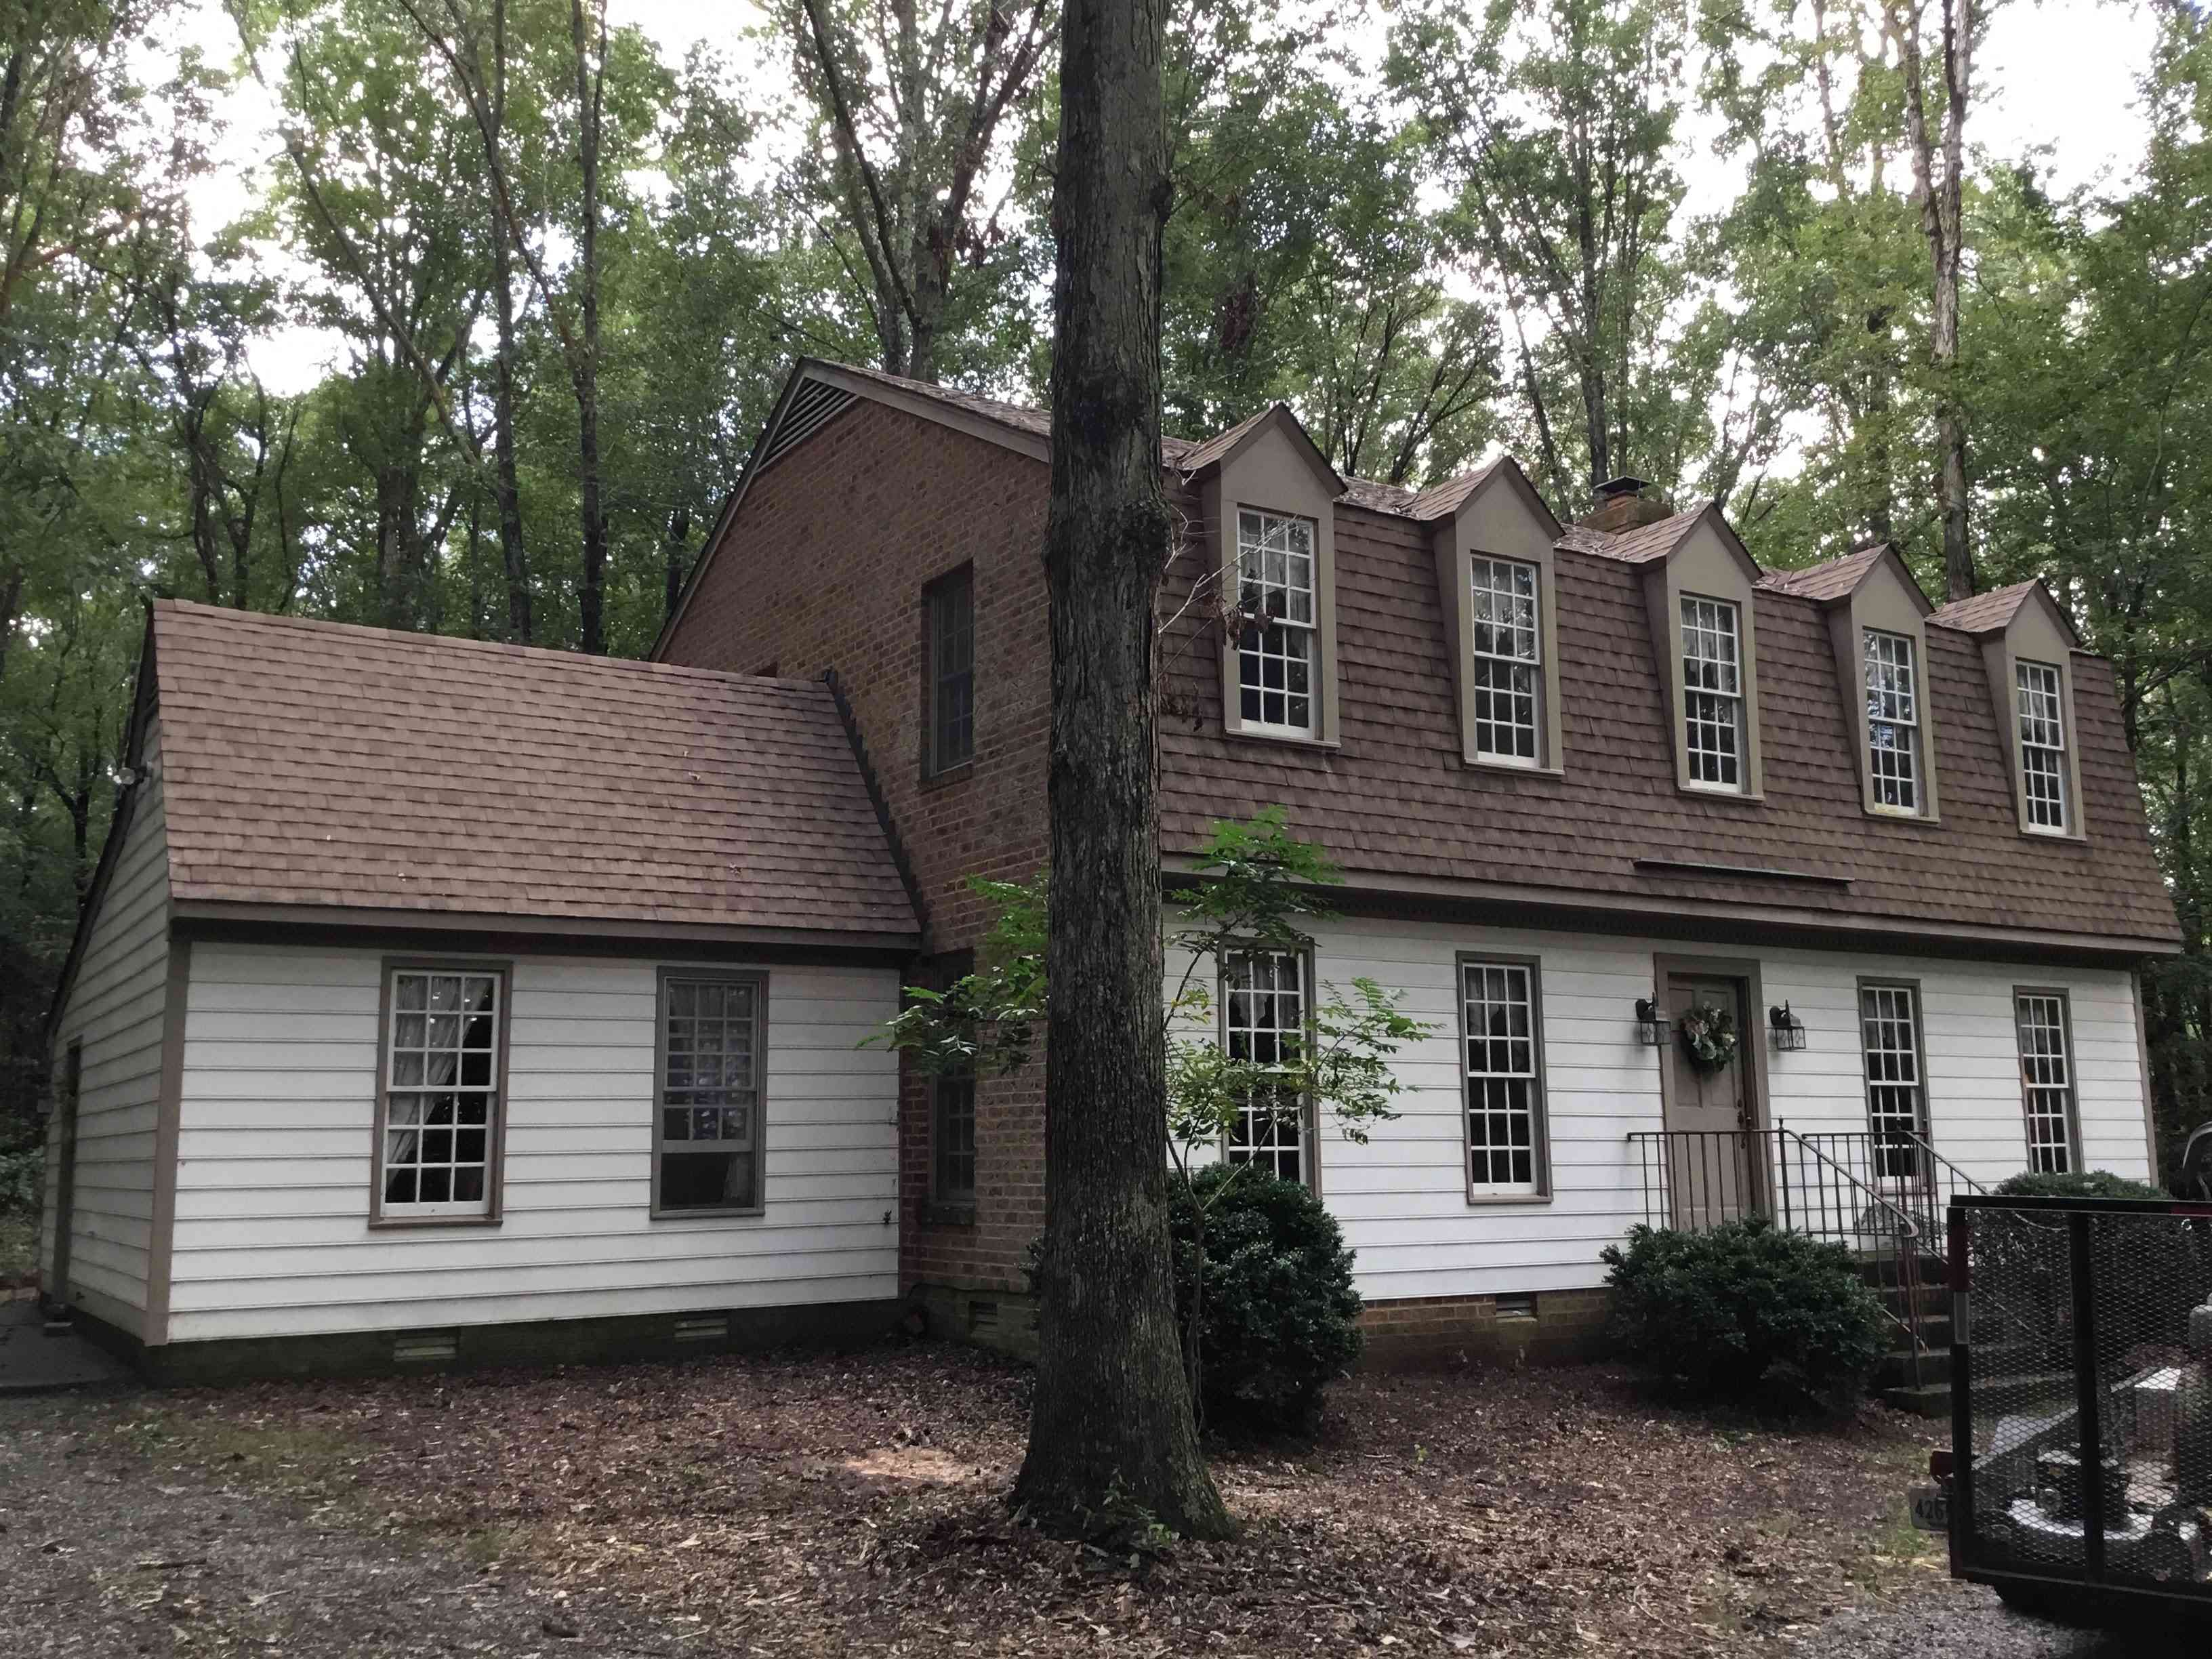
[1681,596,1744,789]
[2015,992,2078,1174]
[1864,629,1921,813]
[1235,510,1317,735]
[2015,660,2068,832]
[1462,960,1543,1195]
[1223,951,1307,1184]
[1860,983,1928,1182]
[657,974,765,1213]
[933,1071,977,1204]
[380,968,502,1217]
[1469,556,1542,764]
[926,568,974,773]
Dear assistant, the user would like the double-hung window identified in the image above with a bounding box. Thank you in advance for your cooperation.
[2016,661,2068,833]
[1469,556,1542,764]
[2014,991,2079,1174]
[655,972,766,1215]
[1235,510,1317,736]
[1223,950,1307,1185]
[1681,596,1745,790]
[933,1071,977,1206]
[925,568,975,775]
[1864,630,1921,813]
[1859,983,1928,1183]
[1462,960,1545,1197]
[378,966,505,1220]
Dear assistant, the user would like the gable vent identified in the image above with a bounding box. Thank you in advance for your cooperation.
[392,1330,459,1364]
[758,380,857,472]
[672,1313,729,1344]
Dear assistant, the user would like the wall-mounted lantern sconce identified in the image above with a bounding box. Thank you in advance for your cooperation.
[1768,1002,1807,1052]
[1635,997,1671,1047]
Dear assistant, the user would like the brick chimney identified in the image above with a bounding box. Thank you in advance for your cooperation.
[1578,476,1673,534]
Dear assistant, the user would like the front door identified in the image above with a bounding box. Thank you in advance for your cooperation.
[1662,974,1759,1229]
[47,1042,81,1315]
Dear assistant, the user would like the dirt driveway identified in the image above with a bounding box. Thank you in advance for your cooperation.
[2,1346,1975,1657]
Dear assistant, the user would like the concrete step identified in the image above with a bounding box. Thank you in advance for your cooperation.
[1880,1368,2078,1419]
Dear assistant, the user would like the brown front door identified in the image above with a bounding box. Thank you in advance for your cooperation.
[1662,974,1759,1229]
[48,1042,81,1313]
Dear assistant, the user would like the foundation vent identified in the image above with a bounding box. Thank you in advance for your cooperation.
[673,1314,730,1345]
[1495,1293,1539,1322]
[968,1299,1000,1334]
[392,1330,460,1364]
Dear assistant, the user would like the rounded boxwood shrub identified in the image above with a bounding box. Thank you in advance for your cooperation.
[1169,1164,1361,1430]
[1601,1218,1887,1403]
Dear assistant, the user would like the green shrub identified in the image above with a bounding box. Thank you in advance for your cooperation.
[0,1145,39,1216]
[1993,1169,2167,1200]
[1601,1218,1887,1403]
[1170,1164,1362,1430]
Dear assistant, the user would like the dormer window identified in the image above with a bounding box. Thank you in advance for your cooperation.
[1864,629,1922,814]
[1469,556,1542,764]
[1681,595,1745,790]
[1235,509,1317,735]
[2017,659,2069,833]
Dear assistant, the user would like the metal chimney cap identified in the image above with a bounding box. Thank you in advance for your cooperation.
[1594,476,1651,500]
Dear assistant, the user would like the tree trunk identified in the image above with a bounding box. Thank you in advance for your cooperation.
[663,507,690,625]
[1010,0,1231,1541]
[571,0,609,655]
[487,1,533,644]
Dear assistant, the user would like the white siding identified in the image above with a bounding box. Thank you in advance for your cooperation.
[43,720,173,1332]
[166,945,901,1343]
[1172,914,2152,1305]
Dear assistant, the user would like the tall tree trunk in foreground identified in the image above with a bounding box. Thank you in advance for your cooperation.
[571,0,610,653]
[1011,0,1231,1540]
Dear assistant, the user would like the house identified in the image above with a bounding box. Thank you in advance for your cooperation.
[41,356,2179,1379]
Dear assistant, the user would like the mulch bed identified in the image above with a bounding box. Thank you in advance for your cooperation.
[111,1343,1946,1656]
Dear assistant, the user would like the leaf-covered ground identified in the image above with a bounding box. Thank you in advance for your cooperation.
[6,1345,1954,1656]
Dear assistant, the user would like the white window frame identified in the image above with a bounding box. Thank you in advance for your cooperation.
[2016,659,2069,834]
[653,969,769,1218]
[2014,989,2081,1175]
[1235,509,1319,739]
[1469,556,1544,766]
[1221,949,1309,1187]
[1681,594,1746,792]
[374,963,507,1223]
[1858,980,1929,1187]
[1864,628,1922,815]
[1460,957,1547,1200]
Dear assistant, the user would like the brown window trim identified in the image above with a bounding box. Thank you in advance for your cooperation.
[369,958,513,1230]
[1456,951,1553,1205]
[651,966,771,1221]
[922,564,975,781]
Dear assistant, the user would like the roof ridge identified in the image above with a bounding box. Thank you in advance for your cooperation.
[154,599,813,692]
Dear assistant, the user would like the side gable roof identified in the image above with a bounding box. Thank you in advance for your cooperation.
[1558,501,1763,581]
[150,601,920,945]
[1758,542,1935,614]
[1177,403,1347,497]
[1927,579,2083,646]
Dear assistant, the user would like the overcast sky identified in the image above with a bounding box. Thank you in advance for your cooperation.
[170,0,2163,394]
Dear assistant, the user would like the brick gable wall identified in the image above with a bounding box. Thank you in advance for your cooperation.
[660,400,1055,1298]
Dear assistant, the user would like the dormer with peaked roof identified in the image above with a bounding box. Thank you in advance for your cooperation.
[1182,404,1349,748]
[1420,458,1567,772]
[1764,544,1944,823]
[1930,580,2089,842]
[1570,497,1771,800]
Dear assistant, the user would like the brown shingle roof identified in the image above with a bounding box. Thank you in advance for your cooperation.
[1155,500,2179,949]
[1404,459,1507,522]
[150,601,919,941]
[1556,508,1711,565]
[1757,544,1887,600]
[1927,580,2041,635]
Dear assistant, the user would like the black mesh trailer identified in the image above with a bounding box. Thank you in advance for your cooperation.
[1932,1193,2212,1626]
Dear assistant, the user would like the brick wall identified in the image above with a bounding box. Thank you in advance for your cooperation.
[1359,1289,1614,1370]
[661,401,1055,1296]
